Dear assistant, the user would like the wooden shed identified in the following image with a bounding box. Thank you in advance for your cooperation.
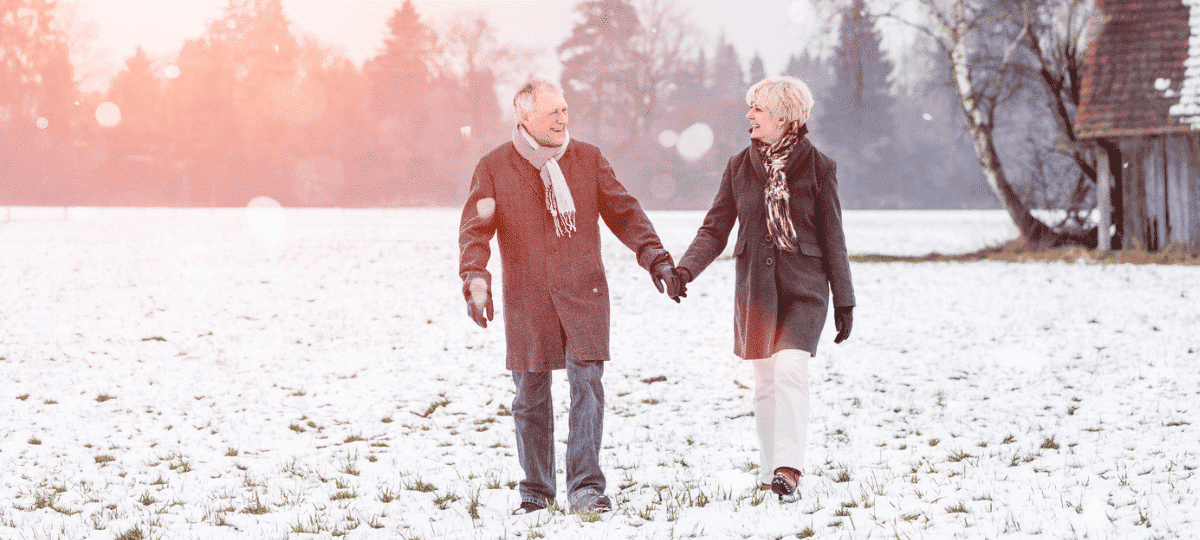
[1076,0,1200,251]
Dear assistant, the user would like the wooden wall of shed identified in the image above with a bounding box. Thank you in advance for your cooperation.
[1117,133,1200,251]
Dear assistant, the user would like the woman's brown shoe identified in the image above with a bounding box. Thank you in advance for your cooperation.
[771,467,800,502]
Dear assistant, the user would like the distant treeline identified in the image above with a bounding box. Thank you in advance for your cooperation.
[1,0,999,210]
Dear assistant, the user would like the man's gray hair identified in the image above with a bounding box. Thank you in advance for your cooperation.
[746,76,815,125]
[514,77,563,118]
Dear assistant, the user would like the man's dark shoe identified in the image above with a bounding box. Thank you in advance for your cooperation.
[568,488,612,513]
[512,501,545,515]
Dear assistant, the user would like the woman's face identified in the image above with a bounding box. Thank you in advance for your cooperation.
[747,94,786,145]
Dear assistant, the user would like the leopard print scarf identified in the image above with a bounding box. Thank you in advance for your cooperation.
[755,121,801,252]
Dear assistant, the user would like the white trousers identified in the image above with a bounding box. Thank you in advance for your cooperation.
[752,348,810,484]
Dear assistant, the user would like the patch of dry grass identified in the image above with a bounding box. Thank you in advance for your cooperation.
[852,239,1200,265]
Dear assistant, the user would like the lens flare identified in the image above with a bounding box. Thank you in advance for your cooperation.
[245,196,286,247]
[657,129,678,148]
[164,65,181,79]
[476,197,496,221]
[676,123,714,161]
[36,117,49,129]
[95,102,122,128]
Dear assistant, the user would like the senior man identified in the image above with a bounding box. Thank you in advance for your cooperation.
[458,77,682,515]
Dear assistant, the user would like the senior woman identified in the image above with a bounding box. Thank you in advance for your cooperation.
[675,76,855,502]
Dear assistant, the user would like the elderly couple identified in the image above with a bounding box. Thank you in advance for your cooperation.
[458,75,855,515]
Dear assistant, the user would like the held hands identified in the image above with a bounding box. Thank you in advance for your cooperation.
[466,277,494,328]
[833,306,853,344]
[651,261,686,303]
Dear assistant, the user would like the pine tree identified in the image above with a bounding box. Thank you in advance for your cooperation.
[361,0,442,204]
[107,47,162,153]
[820,0,894,146]
[557,0,642,146]
[706,37,747,162]
[0,0,76,203]
[817,0,896,208]
[748,52,766,85]
[368,0,436,121]
[709,36,744,99]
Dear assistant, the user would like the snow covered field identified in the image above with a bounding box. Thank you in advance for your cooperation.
[0,207,1196,540]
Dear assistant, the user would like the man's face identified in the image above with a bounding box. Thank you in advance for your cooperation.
[521,88,569,147]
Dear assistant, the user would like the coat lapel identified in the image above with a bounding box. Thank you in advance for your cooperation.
[508,143,548,196]
[747,142,769,185]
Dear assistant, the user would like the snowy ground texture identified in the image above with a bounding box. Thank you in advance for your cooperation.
[1,207,1197,540]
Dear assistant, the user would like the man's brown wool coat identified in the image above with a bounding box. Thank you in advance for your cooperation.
[459,140,669,372]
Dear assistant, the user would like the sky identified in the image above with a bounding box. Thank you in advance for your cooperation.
[71,0,832,90]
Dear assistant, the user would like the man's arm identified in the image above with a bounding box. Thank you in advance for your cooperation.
[459,161,498,327]
[593,152,683,300]
[594,153,670,271]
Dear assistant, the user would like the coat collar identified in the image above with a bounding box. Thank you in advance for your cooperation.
[507,141,570,193]
[746,123,812,184]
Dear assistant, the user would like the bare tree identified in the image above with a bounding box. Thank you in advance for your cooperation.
[442,14,532,140]
[1018,0,1100,230]
[629,0,704,140]
[863,0,1094,246]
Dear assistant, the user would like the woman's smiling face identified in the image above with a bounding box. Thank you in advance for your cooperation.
[747,94,785,145]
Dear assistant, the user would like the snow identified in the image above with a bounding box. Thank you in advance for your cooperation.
[1170,0,1200,128]
[1,207,1197,539]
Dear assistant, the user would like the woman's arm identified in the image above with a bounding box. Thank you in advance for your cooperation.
[677,157,740,281]
[813,156,855,308]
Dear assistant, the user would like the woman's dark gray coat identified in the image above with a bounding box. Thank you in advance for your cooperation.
[678,127,855,359]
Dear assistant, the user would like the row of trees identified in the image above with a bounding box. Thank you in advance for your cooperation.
[2,0,1102,243]
[2,0,523,207]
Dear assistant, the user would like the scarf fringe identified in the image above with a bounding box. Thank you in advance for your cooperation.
[544,184,577,237]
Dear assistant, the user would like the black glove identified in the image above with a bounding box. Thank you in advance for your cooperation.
[651,261,683,303]
[833,306,853,344]
[466,279,494,328]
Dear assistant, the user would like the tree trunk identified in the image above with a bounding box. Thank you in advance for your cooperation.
[936,0,1088,248]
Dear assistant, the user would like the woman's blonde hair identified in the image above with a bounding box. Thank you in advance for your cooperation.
[745,76,814,126]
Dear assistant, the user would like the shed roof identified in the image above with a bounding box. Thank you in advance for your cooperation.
[1076,0,1200,138]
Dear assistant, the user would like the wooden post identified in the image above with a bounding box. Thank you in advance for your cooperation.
[1097,147,1112,252]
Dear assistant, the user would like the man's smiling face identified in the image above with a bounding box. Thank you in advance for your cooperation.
[521,87,569,147]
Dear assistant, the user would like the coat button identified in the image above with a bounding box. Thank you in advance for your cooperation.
[551,286,558,293]
[766,257,774,266]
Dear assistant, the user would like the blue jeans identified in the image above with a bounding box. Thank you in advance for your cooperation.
[511,358,606,506]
